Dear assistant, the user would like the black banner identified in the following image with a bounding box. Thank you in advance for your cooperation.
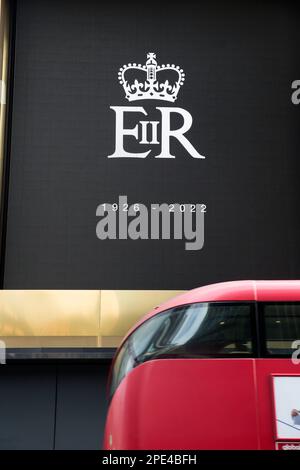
[3,0,300,289]
[0,450,299,465]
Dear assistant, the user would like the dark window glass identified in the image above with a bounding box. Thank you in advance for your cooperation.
[110,302,253,397]
[263,303,300,355]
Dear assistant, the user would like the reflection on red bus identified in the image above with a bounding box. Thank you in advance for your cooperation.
[104,281,300,450]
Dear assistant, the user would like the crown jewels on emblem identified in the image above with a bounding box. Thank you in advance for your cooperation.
[118,52,185,102]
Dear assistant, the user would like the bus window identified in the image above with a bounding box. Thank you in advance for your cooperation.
[263,303,300,355]
[110,302,254,398]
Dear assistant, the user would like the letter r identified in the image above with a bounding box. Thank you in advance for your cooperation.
[155,107,205,159]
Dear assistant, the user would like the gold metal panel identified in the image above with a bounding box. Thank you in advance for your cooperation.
[1,336,99,348]
[0,290,100,336]
[0,290,184,348]
[100,290,183,341]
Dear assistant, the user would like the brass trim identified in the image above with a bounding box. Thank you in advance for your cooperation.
[0,0,9,206]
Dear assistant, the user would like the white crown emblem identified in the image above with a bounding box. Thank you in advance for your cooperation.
[118,52,185,102]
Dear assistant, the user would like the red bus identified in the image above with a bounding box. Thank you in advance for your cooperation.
[104,281,300,450]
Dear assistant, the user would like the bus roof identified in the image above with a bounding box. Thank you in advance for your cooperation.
[121,281,300,346]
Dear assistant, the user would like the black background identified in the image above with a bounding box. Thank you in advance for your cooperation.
[3,0,300,288]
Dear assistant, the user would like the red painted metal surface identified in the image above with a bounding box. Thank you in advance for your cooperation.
[104,358,300,450]
[104,281,300,450]
[104,359,259,450]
